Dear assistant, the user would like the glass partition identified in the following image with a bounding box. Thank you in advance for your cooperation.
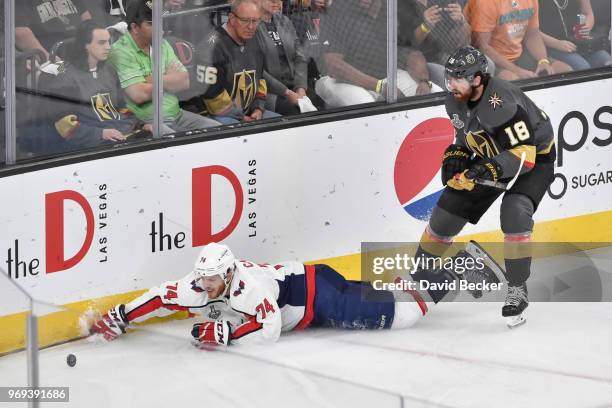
[11,0,160,160]
[1,0,5,166]
[463,0,612,80]
[160,0,228,135]
[311,0,390,108]
[396,0,467,95]
[1,0,611,164]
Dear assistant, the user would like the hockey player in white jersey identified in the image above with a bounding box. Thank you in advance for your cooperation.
[90,242,495,346]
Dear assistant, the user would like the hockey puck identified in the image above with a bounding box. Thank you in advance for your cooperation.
[66,354,77,367]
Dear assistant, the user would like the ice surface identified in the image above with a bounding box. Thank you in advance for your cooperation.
[2,302,611,408]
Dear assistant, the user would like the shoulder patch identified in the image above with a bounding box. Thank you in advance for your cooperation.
[477,80,517,129]
[488,92,503,110]
[233,280,246,297]
[451,114,465,129]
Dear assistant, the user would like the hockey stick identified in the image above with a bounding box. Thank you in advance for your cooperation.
[474,152,527,191]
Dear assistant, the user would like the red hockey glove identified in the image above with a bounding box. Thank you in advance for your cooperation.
[90,304,128,341]
[192,320,232,346]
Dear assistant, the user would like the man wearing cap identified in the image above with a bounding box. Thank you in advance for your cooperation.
[108,0,221,134]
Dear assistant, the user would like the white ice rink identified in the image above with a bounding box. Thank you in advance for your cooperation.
[2,302,612,408]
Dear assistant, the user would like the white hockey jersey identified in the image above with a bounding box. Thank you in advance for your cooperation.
[124,260,316,345]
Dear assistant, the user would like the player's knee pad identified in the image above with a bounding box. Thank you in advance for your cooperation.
[500,194,534,234]
[428,206,468,240]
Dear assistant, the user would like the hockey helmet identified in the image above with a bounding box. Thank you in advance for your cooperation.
[444,46,488,89]
[193,242,236,283]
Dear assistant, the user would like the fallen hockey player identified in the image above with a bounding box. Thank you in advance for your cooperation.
[89,241,503,346]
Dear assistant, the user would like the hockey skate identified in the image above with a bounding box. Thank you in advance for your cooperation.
[455,240,505,299]
[502,283,528,328]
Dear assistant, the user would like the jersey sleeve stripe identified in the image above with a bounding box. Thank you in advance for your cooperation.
[294,264,316,330]
[509,145,536,168]
[231,316,263,340]
[537,139,555,155]
[203,90,233,115]
[126,296,188,322]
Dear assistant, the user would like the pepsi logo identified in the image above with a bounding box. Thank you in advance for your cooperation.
[394,118,454,220]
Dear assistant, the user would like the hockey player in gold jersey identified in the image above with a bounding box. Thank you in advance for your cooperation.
[411,46,556,328]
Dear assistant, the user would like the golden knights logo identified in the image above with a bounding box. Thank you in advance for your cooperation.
[91,93,120,121]
[466,130,500,158]
[231,70,257,111]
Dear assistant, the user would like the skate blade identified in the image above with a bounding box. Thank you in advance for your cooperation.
[465,240,506,283]
[506,315,526,329]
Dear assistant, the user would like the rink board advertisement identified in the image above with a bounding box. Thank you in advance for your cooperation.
[1,78,612,352]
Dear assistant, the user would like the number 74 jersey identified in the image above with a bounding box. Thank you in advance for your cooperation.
[122,260,314,345]
[445,76,556,175]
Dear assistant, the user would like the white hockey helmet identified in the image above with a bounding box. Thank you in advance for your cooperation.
[193,242,236,284]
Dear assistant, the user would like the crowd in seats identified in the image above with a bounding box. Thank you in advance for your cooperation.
[20,21,139,154]
[6,0,612,157]
[539,0,612,70]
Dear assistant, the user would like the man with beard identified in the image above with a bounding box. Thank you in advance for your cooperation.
[411,46,555,328]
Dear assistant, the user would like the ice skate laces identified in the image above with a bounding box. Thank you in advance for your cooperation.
[505,285,527,306]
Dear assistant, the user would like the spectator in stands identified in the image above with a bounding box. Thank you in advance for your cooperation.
[194,0,280,124]
[20,21,147,154]
[15,0,93,61]
[288,0,327,107]
[539,0,612,70]
[109,0,220,134]
[465,0,572,80]
[399,0,488,87]
[255,0,308,115]
[93,0,188,30]
[315,0,441,108]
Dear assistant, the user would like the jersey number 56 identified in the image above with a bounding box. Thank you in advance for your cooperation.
[196,65,218,85]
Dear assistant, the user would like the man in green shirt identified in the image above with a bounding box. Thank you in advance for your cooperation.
[109,0,220,134]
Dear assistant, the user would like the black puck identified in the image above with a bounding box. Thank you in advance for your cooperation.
[66,354,77,367]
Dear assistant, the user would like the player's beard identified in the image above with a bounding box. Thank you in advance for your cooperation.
[452,87,473,103]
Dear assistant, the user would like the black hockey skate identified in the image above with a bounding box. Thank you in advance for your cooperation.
[502,283,528,328]
[455,240,505,299]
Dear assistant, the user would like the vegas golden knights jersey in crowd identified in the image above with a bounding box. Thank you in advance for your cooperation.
[445,76,556,180]
[195,27,268,120]
[22,63,137,153]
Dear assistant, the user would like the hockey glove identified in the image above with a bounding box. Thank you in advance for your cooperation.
[464,159,503,182]
[441,144,471,186]
[447,159,503,191]
[192,320,231,346]
[90,304,128,341]
[446,171,476,191]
